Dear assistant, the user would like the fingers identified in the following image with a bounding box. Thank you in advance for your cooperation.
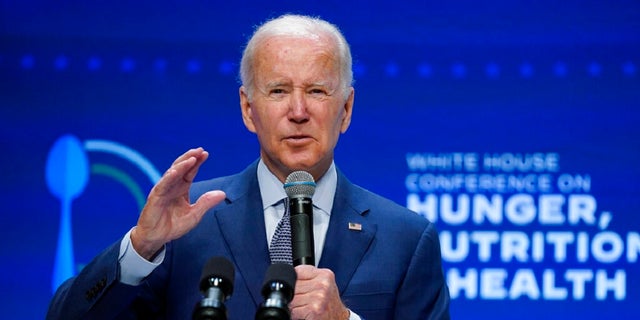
[156,148,209,195]
[165,147,208,182]
[171,147,206,167]
[293,265,335,295]
[183,149,209,183]
[132,148,222,260]
[295,264,319,279]
[290,266,348,320]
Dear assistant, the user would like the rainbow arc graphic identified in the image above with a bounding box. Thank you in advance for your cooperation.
[45,134,161,293]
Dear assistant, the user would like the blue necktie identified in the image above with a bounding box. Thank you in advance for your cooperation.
[269,198,293,264]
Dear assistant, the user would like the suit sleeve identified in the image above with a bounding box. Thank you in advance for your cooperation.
[46,239,164,320]
[394,222,451,319]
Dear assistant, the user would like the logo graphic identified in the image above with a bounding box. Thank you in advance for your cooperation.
[45,134,161,292]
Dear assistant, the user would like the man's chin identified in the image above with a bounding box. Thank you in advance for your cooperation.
[281,156,318,172]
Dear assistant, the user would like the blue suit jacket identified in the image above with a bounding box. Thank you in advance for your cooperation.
[47,161,450,319]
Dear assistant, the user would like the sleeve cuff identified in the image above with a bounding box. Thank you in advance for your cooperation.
[118,227,165,285]
[348,309,362,320]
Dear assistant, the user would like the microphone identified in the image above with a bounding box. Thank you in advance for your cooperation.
[255,263,297,320]
[192,256,235,320]
[284,171,316,266]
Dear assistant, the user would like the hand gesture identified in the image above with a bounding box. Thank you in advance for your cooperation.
[131,148,226,260]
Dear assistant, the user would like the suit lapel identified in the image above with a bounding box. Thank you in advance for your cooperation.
[318,171,377,294]
[215,163,270,306]
[213,164,376,302]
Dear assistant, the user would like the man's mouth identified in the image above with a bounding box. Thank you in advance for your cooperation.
[284,135,313,144]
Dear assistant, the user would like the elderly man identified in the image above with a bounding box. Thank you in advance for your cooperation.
[47,14,450,320]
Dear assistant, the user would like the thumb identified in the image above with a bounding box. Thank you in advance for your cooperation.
[192,190,227,216]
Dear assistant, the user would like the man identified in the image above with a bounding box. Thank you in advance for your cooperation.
[47,14,450,319]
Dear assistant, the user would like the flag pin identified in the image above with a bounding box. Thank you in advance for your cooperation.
[348,222,362,231]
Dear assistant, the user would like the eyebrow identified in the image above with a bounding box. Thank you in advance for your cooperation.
[263,80,336,91]
[307,81,331,87]
[265,80,291,88]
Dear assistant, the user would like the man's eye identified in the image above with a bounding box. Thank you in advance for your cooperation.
[270,89,286,94]
[309,88,327,95]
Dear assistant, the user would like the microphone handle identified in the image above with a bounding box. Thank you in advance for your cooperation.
[289,197,315,266]
[193,286,227,320]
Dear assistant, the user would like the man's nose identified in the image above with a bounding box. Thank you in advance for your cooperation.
[289,90,309,123]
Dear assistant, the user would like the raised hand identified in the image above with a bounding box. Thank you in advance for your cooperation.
[290,265,350,320]
[131,148,226,260]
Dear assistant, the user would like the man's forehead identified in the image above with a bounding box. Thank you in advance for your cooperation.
[257,35,337,59]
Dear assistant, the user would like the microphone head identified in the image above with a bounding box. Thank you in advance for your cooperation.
[199,256,235,297]
[261,263,297,301]
[284,171,316,198]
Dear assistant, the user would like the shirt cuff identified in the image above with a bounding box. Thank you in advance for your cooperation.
[118,227,165,285]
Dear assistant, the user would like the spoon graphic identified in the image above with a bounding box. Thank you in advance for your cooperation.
[46,134,89,293]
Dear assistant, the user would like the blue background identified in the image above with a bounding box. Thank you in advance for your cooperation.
[1,1,638,319]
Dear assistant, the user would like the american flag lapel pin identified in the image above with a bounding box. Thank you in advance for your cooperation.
[348,222,362,231]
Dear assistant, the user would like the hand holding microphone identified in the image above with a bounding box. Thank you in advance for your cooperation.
[284,171,316,266]
[283,171,351,320]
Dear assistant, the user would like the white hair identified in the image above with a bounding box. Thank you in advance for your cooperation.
[239,14,353,100]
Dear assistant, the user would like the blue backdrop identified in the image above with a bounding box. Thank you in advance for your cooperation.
[1,1,639,319]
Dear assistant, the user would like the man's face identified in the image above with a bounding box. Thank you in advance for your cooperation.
[240,36,354,182]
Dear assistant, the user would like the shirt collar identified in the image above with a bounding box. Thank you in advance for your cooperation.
[257,159,336,216]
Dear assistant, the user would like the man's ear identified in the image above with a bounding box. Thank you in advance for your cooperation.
[340,87,355,133]
[239,86,257,133]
